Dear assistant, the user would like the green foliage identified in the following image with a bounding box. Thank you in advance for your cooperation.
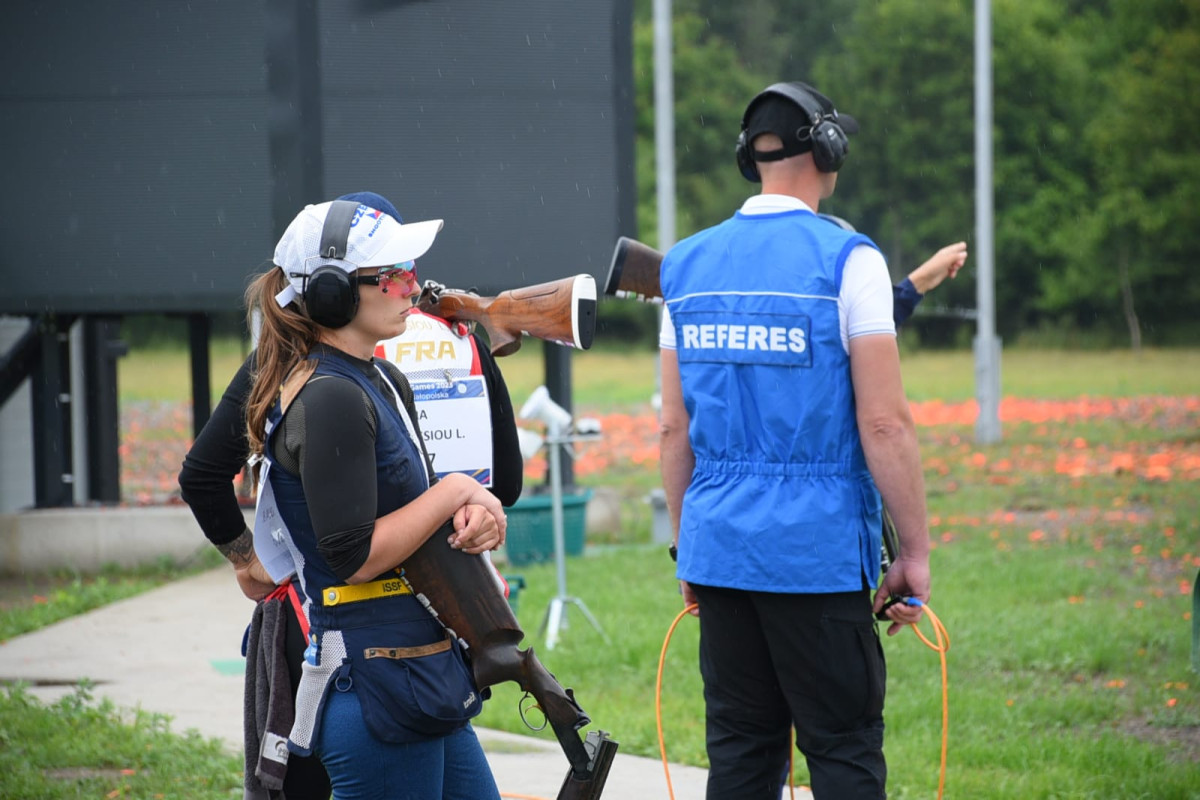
[594,296,660,345]
[1070,0,1200,338]
[633,12,769,243]
[817,0,976,286]
[629,0,1200,347]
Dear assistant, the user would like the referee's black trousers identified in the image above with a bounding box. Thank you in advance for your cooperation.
[690,583,887,800]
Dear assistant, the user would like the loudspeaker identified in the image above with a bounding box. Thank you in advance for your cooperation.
[735,82,849,180]
[303,200,361,329]
[519,385,573,432]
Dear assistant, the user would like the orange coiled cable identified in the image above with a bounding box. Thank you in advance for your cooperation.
[656,601,951,800]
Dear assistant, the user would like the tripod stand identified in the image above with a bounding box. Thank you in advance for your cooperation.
[535,419,610,651]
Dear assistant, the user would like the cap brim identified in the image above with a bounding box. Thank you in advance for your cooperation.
[367,218,445,266]
[837,113,859,135]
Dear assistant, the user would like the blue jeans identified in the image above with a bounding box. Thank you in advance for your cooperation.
[316,689,499,800]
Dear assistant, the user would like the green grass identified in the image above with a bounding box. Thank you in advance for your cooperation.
[479,412,1200,798]
[121,337,1200,410]
[0,683,242,799]
[12,343,1198,797]
[0,551,224,642]
[118,337,250,404]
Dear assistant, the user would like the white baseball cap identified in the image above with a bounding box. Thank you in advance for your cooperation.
[273,200,444,308]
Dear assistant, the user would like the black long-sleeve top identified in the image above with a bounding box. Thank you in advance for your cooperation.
[178,335,523,550]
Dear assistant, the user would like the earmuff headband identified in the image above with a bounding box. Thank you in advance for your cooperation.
[318,199,359,261]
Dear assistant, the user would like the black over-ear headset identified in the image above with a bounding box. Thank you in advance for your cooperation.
[735,82,850,181]
[302,199,362,329]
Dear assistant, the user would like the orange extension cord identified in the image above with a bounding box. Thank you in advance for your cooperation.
[656,602,951,800]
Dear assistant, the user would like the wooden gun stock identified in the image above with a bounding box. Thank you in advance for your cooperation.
[401,521,616,795]
[603,236,665,303]
[416,275,597,357]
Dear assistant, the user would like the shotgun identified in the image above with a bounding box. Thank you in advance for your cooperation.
[603,237,665,303]
[401,520,617,799]
[416,275,597,357]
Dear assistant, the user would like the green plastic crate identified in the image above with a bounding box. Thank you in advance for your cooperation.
[502,489,592,566]
[504,574,526,615]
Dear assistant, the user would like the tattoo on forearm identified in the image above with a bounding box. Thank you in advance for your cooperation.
[217,529,256,568]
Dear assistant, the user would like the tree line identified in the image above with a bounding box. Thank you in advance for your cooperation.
[630,0,1199,347]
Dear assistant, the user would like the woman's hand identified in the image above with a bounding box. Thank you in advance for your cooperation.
[234,560,277,602]
[218,529,277,601]
[442,473,508,545]
[448,503,504,553]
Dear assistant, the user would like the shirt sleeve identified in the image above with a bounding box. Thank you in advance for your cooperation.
[476,336,524,507]
[659,305,677,350]
[838,243,896,351]
[178,352,256,546]
[291,375,379,582]
[892,277,923,328]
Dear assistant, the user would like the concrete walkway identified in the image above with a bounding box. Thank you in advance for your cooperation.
[0,567,755,799]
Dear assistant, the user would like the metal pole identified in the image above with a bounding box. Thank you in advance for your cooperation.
[653,0,675,252]
[974,0,1002,444]
[544,342,574,488]
[188,313,212,439]
[548,422,569,607]
[652,0,675,405]
[538,421,609,651]
[32,314,75,507]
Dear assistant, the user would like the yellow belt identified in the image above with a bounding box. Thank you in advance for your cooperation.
[321,573,412,606]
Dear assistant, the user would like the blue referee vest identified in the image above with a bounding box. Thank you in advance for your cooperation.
[662,208,884,593]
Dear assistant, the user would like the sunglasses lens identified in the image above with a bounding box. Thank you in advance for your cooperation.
[381,261,416,280]
[373,262,418,297]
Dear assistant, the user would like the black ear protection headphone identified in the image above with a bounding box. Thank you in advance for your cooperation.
[302,199,362,329]
[735,82,850,181]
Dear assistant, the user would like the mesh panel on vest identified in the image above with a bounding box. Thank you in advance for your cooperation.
[289,629,347,752]
[402,365,467,383]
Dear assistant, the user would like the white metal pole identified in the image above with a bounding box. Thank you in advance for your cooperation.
[652,0,675,407]
[653,0,675,252]
[544,422,568,650]
[974,0,1002,444]
[548,424,568,602]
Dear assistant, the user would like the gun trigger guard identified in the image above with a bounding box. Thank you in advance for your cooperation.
[518,691,548,732]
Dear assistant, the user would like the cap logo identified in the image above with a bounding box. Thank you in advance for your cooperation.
[350,205,386,239]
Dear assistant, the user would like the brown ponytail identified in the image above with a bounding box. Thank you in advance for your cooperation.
[244,269,320,470]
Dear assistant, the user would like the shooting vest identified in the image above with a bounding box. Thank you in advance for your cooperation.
[661,208,884,593]
[376,310,495,487]
[260,351,481,754]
